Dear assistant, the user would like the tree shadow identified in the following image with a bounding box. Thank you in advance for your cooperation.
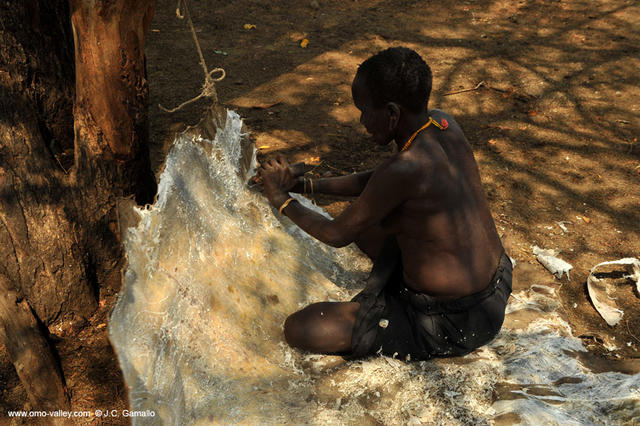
[141,0,640,421]
[148,0,638,239]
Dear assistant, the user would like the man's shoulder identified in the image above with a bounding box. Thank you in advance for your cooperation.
[375,149,432,183]
[428,109,471,149]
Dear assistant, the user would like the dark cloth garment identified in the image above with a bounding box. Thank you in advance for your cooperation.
[346,252,512,361]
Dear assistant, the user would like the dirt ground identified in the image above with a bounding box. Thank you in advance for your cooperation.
[146,0,639,357]
[1,0,638,422]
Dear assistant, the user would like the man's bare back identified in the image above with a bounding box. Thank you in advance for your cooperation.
[377,109,504,298]
[258,47,510,360]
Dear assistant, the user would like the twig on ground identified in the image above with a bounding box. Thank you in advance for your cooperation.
[448,80,536,103]
[626,319,640,344]
[444,80,486,96]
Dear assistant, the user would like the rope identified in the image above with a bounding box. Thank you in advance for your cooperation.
[159,0,226,113]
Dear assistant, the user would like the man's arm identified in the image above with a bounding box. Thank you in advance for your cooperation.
[292,170,374,197]
[262,158,418,247]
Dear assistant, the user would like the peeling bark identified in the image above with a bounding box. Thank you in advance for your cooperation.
[70,0,157,203]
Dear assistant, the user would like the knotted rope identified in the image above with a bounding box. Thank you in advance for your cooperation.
[159,0,226,113]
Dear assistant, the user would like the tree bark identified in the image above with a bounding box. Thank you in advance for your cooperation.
[70,0,157,203]
[0,0,157,410]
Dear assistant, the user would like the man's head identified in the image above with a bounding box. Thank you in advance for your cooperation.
[355,47,432,113]
[352,47,432,144]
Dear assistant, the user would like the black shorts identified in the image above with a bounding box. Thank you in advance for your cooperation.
[346,252,512,361]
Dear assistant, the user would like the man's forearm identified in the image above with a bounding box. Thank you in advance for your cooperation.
[296,170,374,197]
[274,192,351,247]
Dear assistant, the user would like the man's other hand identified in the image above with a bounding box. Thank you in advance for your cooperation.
[258,156,298,206]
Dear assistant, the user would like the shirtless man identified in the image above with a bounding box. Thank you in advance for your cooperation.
[258,47,511,361]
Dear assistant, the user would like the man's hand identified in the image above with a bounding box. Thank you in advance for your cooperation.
[258,156,298,207]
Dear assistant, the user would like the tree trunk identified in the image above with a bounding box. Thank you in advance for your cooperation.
[0,0,156,410]
[70,0,157,202]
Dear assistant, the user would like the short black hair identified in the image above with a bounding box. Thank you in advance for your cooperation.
[356,47,432,113]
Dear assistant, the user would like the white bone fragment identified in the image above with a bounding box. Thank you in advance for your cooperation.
[532,246,573,280]
[586,258,640,326]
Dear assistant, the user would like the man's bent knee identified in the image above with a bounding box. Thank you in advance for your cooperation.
[283,302,359,354]
[283,312,306,349]
[283,307,331,352]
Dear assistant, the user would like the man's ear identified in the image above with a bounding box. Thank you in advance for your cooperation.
[387,102,401,130]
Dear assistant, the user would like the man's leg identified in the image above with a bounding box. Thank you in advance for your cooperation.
[284,236,401,355]
[283,302,360,354]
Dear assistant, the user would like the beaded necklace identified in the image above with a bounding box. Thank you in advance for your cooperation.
[400,117,449,152]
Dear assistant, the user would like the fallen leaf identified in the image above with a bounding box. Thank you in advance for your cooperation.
[243,24,256,30]
[257,145,271,150]
[488,139,497,145]
[582,215,591,223]
[96,323,106,329]
[527,110,537,116]
[300,38,309,48]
